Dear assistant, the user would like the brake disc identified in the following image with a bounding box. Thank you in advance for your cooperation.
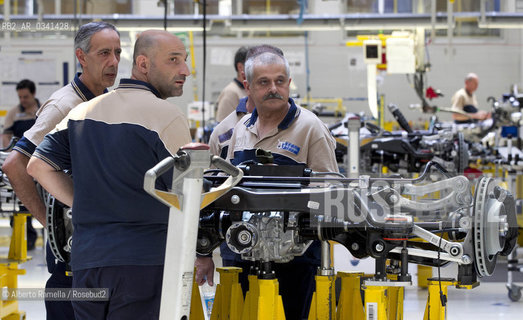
[473,177,516,277]
[45,192,73,263]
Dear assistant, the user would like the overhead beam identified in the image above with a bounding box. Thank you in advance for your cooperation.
[0,12,522,33]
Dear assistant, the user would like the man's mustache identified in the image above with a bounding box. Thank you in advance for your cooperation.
[263,92,284,101]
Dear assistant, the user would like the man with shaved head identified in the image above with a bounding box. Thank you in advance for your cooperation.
[451,72,491,123]
[27,30,192,319]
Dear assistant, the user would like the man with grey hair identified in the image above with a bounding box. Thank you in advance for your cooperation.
[2,21,121,320]
[207,44,284,158]
[451,72,491,123]
[198,50,338,319]
[196,44,284,289]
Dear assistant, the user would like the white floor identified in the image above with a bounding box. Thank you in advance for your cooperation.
[0,217,519,320]
[2,245,520,320]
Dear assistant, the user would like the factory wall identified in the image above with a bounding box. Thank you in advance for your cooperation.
[189,28,523,124]
[1,28,522,126]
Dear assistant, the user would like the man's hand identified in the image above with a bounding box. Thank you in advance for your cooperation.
[195,256,215,286]
[475,110,491,121]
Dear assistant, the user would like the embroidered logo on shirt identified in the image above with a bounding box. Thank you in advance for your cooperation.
[218,128,234,143]
[277,140,300,155]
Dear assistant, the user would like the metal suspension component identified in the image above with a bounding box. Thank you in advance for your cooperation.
[45,191,73,263]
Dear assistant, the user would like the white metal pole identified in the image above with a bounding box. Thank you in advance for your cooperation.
[348,116,361,178]
[159,173,204,320]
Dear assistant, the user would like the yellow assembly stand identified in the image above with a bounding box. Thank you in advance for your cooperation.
[423,278,477,320]
[363,283,390,320]
[308,273,336,320]
[211,267,244,320]
[336,272,365,320]
[189,272,205,320]
[417,265,433,289]
[206,265,285,320]
[423,278,455,320]
[242,274,259,319]
[0,212,30,320]
[309,241,337,320]
[242,274,285,320]
[362,273,407,320]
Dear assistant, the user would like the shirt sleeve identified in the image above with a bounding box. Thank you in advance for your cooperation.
[307,125,339,173]
[33,128,71,172]
[216,92,240,122]
[13,136,37,158]
[208,129,221,158]
[24,103,69,147]
[159,115,192,156]
[451,91,465,112]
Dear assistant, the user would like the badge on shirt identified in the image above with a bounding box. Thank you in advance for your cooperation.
[218,128,234,143]
[277,140,300,155]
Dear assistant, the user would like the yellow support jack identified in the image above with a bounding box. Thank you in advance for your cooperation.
[211,267,244,320]
[363,283,389,320]
[423,277,479,320]
[242,274,259,319]
[190,272,205,320]
[423,278,456,320]
[8,213,31,261]
[417,265,432,289]
[308,274,336,320]
[241,263,285,320]
[309,240,336,320]
[363,280,406,320]
[423,277,478,320]
[0,213,30,319]
[0,263,26,320]
[386,275,404,320]
[336,272,365,320]
[242,278,285,320]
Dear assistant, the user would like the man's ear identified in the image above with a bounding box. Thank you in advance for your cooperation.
[236,62,244,73]
[135,55,149,74]
[244,79,250,93]
[75,48,86,69]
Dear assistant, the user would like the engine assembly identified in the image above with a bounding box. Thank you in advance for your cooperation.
[198,162,518,284]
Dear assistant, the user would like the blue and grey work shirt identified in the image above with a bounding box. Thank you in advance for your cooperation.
[34,79,192,272]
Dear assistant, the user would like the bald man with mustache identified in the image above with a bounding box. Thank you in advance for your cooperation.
[27,30,192,319]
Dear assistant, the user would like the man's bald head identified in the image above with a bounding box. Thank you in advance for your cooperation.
[465,72,479,94]
[131,30,190,99]
[133,30,179,66]
[465,73,478,82]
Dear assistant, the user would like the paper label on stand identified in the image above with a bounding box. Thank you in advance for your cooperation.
[366,302,377,320]
[181,272,193,309]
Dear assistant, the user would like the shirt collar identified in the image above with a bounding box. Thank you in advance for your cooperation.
[245,98,299,130]
[234,78,244,89]
[71,73,104,102]
[117,79,162,99]
[18,99,40,113]
[236,97,248,114]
